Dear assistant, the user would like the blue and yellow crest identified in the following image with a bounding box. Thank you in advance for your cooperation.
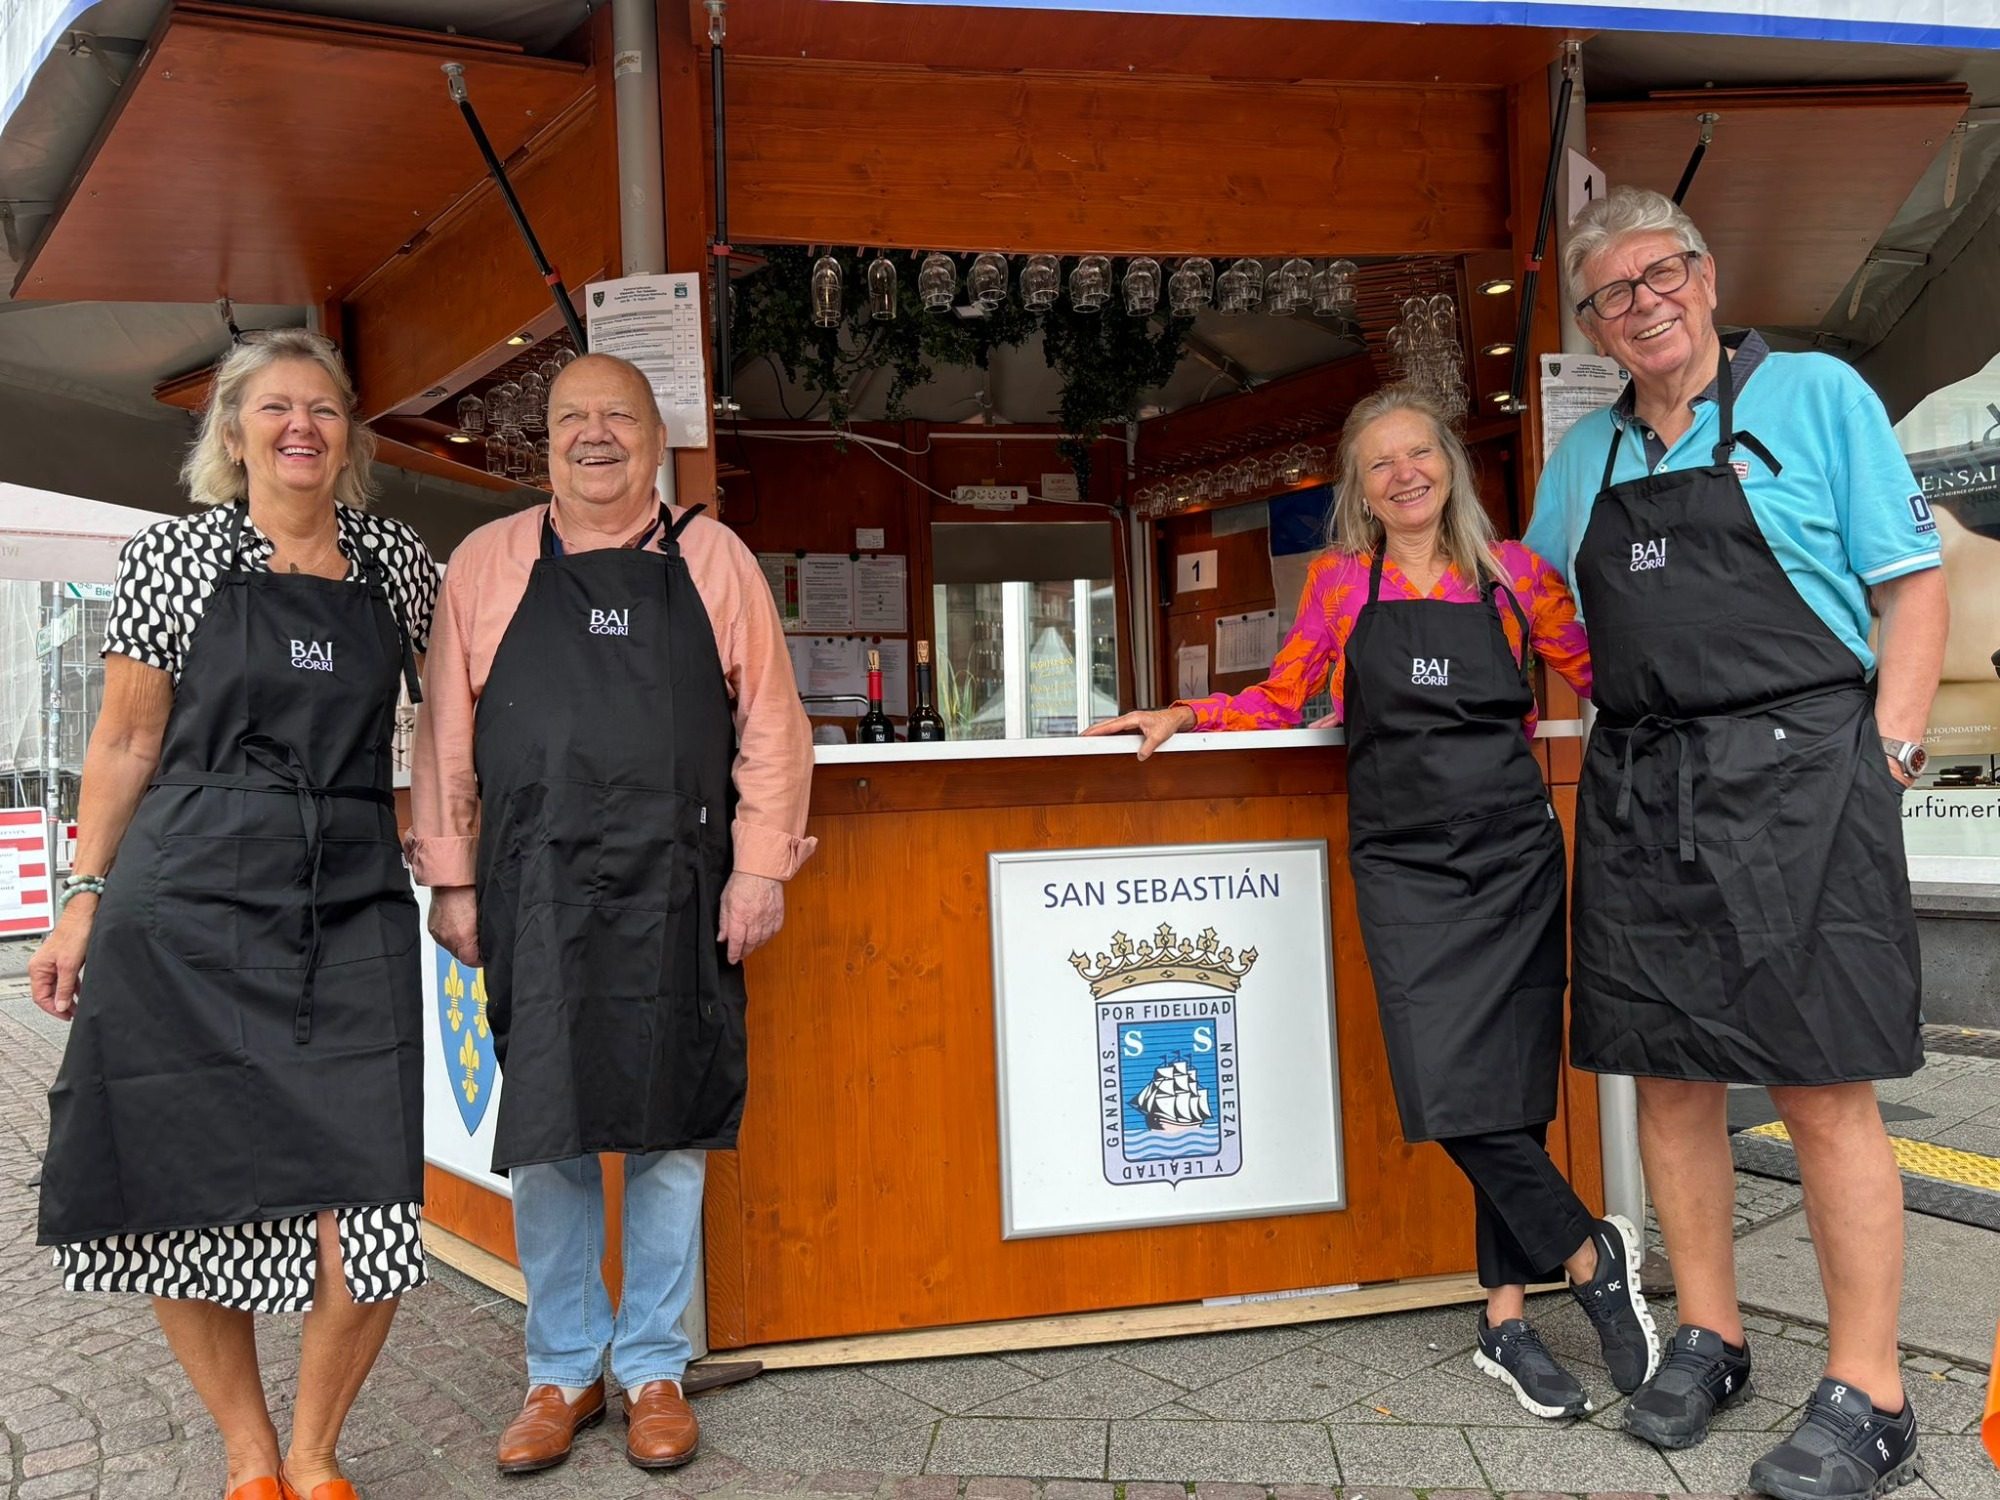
[436,949,497,1135]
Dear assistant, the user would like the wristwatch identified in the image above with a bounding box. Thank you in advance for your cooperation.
[1881,737,1928,781]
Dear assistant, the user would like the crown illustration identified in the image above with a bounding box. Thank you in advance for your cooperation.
[1070,924,1258,998]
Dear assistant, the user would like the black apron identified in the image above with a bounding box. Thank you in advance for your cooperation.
[39,503,425,1244]
[1344,550,1569,1142]
[1569,347,1922,1084]
[474,504,744,1172]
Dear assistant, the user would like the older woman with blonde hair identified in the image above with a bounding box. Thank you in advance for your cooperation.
[1090,384,1657,1419]
[31,328,439,1500]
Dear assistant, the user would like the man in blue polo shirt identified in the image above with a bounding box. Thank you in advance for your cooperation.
[1526,187,1947,1500]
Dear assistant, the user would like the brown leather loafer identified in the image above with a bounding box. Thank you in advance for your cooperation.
[497,1378,607,1474]
[623,1380,700,1469]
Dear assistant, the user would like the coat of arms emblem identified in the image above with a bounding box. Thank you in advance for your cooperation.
[1072,924,1251,1185]
[436,950,497,1134]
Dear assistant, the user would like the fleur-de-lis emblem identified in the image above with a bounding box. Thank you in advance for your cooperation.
[456,1029,481,1104]
[443,963,465,1033]
[471,967,490,1040]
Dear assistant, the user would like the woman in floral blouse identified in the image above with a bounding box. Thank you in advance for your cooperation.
[1090,386,1661,1421]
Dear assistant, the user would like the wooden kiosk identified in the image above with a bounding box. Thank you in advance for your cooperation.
[13,0,1968,1363]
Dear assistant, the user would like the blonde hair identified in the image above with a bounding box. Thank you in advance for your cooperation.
[1328,384,1501,586]
[180,329,379,509]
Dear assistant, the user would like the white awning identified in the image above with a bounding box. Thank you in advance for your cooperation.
[0,483,160,584]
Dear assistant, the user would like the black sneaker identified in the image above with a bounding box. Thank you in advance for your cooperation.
[1569,1213,1660,1393]
[1624,1323,1754,1449]
[1748,1379,1923,1500]
[1473,1314,1591,1419]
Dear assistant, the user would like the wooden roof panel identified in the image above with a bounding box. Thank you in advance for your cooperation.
[14,2,591,305]
[699,0,1575,87]
[1586,85,1968,328]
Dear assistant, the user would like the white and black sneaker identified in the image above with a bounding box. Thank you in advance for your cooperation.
[1569,1213,1660,1393]
[1625,1323,1754,1449]
[1748,1379,1922,1500]
[1473,1314,1591,1419]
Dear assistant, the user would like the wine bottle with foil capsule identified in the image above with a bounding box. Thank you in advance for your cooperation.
[857,647,896,744]
[910,641,947,742]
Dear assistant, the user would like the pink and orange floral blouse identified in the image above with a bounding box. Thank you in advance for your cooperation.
[1179,541,1593,736]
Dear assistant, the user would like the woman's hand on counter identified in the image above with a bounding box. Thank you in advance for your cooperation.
[1307,710,1340,729]
[1082,704,1199,760]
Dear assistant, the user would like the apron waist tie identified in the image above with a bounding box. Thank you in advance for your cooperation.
[1613,716,1697,865]
[153,745,394,1043]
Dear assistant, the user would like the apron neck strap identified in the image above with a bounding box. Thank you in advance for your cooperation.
[1710,339,1737,467]
[1488,575,1535,682]
[347,535,423,706]
[541,502,682,560]
[1598,422,1625,493]
[1366,546,1387,605]
[664,502,704,558]
[227,499,251,571]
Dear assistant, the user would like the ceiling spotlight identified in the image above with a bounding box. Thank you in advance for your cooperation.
[1479,341,1515,356]
[1475,278,1515,296]
[506,332,532,345]
[446,432,473,444]
[1489,390,1514,403]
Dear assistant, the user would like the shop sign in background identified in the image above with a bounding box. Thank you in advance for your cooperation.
[989,839,1342,1238]
[415,885,510,1195]
[1909,443,2000,759]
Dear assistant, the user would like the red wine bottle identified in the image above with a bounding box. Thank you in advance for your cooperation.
[911,640,947,742]
[857,648,896,744]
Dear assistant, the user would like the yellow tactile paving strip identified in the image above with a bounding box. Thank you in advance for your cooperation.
[1744,1121,2000,1192]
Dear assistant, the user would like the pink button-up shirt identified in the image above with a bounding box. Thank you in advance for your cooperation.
[407,502,817,887]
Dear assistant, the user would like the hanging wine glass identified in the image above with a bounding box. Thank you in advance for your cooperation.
[1234,259,1265,311]
[1168,261,1205,316]
[489,382,520,433]
[518,371,547,431]
[1216,262,1250,315]
[1184,257,1215,304]
[484,436,507,476]
[1273,258,1313,315]
[810,253,843,327]
[867,254,898,321]
[1317,259,1359,318]
[456,393,485,435]
[531,437,551,487]
[503,429,529,476]
[918,252,956,312]
[970,252,1009,310]
[1122,257,1161,316]
[1021,254,1061,312]
[1070,254,1111,312]
[537,356,563,384]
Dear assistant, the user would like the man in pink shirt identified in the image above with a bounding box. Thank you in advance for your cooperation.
[409,353,814,1477]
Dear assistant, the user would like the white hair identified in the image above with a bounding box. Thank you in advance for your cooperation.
[1563,186,1710,309]
[181,328,379,509]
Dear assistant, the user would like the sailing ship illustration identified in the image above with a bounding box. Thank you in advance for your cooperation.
[1129,1055,1214,1135]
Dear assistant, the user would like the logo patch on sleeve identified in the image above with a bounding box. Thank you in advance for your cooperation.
[1908,493,1938,536]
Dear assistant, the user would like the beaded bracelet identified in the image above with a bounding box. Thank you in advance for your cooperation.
[60,874,107,906]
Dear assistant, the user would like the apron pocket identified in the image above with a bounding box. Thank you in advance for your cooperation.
[315,837,419,968]
[151,834,306,971]
[531,780,701,914]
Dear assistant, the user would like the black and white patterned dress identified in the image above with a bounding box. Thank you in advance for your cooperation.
[52,502,439,1312]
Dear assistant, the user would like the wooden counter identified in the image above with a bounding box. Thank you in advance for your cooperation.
[701,730,1600,1352]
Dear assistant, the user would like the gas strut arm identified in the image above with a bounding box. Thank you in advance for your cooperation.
[442,62,589,354]
[1502,41,1580,414]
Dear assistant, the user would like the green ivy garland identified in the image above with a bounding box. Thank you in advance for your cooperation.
[730,246,1192,496]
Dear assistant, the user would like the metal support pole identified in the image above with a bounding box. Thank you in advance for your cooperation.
[610,0,675,506]
[441,63,589,354]
[1500,41,1580,413]
[705,1,739,418]
[1672,112,1721,206]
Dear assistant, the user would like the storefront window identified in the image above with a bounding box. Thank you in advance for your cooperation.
[1893,352,2000,882]
[932,522,1122,739]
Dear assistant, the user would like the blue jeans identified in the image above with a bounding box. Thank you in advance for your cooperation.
[510,1150,706,1390]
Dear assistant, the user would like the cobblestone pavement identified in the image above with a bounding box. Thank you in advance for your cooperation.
[3,945,1994,1500]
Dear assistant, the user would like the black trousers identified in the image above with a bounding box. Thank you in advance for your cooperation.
[1437,1123,1596,1290]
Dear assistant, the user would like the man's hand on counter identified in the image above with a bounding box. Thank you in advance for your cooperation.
[1082,704,1199,760]
[429,885,483,970]
[719,871,785,965]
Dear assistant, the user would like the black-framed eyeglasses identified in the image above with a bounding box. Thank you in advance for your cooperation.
[1574,250,1702,320]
